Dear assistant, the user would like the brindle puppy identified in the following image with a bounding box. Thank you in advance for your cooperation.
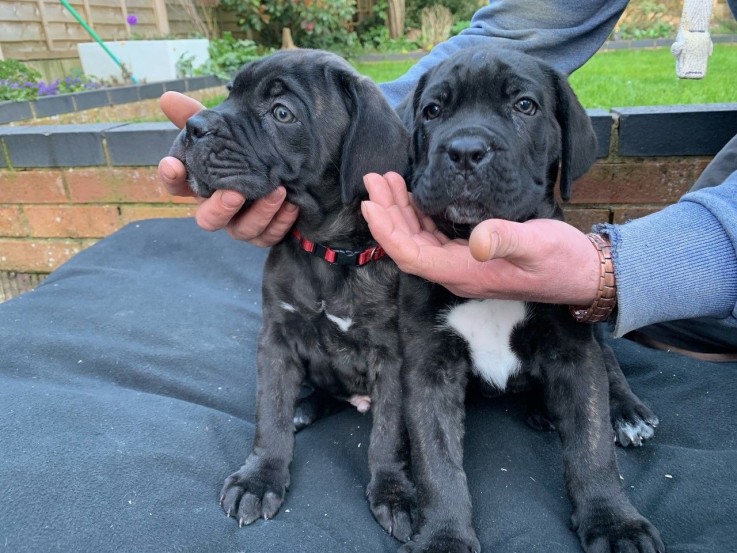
[397,47,663,553]
[169,49,415,541]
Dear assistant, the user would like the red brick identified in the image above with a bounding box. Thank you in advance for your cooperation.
[0,238,96,272]
[612,206,662,224]
[0,170,67,204]
[119,205,196,225]
[562,208,611,232]
[65,168,171,203]
[171,194,198,205]
[570,160,699,205]
[24,205,122,238]
[0,207,27,237]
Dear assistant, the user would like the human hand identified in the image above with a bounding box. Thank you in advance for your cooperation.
[361,172,601,304]
[158,91,299,246]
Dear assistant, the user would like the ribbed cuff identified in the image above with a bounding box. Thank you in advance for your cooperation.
[594,199,737,337]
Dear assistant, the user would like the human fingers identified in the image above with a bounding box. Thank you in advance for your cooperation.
[363,173,420,236]
[195,189,247,232]
[361,200,423,267]
[228,189,299,246]
[160,91,205,128]
[362,200,470,279]
[158,156,195,197]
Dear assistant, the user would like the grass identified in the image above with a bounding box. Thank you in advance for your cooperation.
[569,44,737,108]
[353,44,737,109]
[351,59,418,83]
[47,44,733,125]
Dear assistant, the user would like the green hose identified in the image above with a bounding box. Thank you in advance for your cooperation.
[60,0,138,83]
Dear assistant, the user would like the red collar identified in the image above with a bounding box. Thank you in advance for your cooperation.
[292,229,386,266]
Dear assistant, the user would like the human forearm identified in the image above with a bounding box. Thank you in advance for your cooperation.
[597,173,737,336]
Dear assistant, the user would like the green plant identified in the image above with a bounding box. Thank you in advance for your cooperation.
[450,19,471,36]
[197,32,265,79]
[617,20,675,40]
[614,0,676,40]
[177,53,197,78]
[405,0,478,28]
[0,59,42,101]
[220,0,357,51]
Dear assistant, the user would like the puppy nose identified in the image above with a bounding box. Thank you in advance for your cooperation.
[447,137,489,170]
[186,112,214,141]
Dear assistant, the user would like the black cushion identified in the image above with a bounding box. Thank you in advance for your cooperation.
[1,218,735,552]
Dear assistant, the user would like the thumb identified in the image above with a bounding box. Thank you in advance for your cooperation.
[468,219,523,262]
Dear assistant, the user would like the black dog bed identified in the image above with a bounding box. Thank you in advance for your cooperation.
[1,218,735,552]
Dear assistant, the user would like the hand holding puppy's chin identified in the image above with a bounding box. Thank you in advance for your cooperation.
[468,218,602,306]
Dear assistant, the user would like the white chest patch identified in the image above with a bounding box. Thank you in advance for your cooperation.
[442,299,527,390]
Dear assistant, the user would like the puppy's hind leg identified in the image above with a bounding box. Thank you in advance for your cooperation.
[600,340,659,447]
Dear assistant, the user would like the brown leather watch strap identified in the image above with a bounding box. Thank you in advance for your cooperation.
[569,233,617,323]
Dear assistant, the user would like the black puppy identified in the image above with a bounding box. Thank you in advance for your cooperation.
[169,49,415,540]
[397,48,664,553]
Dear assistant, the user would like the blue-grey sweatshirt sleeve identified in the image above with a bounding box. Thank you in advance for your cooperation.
[596,171,737,337]
[378,0,629,108]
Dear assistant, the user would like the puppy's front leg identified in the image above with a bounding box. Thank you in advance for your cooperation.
[400,331,480,553]
[539,316,665,553]
[220,328,304,527]
[366,355,416,543]
[599,341,659,448]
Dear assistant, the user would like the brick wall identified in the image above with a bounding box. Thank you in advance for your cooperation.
[0,167,196,272]
[1,103,736,274]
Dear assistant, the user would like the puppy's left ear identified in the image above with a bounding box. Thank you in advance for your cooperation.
[551,71,597,202]
[339,75,410,204]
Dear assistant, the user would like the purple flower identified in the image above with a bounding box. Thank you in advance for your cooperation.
[38,80,60,96]
[127,14,138,25]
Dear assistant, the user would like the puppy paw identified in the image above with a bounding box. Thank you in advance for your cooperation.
[610,398,659,448]
[219,455,290,527]
[573,506,665,553]
[366,469,416,542]
[399,527,480,553]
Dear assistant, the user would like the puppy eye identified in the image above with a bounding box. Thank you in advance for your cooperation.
[272,104,296,123]
[514,98,538,115]
[423,103,441,120]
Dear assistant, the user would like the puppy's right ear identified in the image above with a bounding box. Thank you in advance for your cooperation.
[338,74,410,204]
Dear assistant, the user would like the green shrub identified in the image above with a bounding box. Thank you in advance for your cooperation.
[615,0,676,40]
[221,0,357,51]
[0,60,102,102]
[0,59,42,101]
[405,0,479,28]
[189,33,266,80]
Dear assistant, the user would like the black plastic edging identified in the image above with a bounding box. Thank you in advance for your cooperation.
[0,75,226,126]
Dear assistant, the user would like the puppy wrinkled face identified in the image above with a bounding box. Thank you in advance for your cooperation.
[168,50,353,199]
[409,49,563,229]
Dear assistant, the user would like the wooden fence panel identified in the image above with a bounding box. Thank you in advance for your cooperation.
[0,0,186,61]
